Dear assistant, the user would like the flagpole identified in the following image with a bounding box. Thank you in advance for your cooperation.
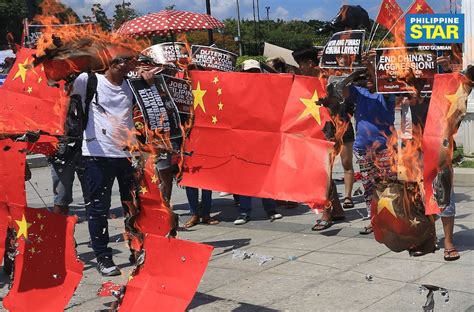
[367,23,380,51]
[376,0,416,48]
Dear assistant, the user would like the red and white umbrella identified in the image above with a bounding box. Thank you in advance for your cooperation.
[116,9,225,37]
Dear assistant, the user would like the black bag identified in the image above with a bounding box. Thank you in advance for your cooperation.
[55,73,98,160]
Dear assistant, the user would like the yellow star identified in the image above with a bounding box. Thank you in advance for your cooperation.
[410,217,420,227]
[212,76,219,84]
[15,214,32,239]
[211,116,218,124]
[416,4,423,11]
[41,65,44,72]
[217,88,222,96]
[12,57,31,83]
[139,186,148,195]
[37,213,45,220]
[385,3,390,9]
[192,81,207,113]
[29,247,36,254]
[445,85,468,119]
[151,175,158,184]
[36,236,43,243]
[27,86,33,94]
[40,224,45,231]
[38,77,43,83]
[297,90,322,125]
[376,189,398,217]
[218,102,224,110]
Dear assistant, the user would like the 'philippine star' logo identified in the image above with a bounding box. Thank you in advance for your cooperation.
[406,14,464,44]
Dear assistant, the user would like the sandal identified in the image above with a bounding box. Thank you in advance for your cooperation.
[184,215,200,228]
[342,197,354,208]
[359,225,373,235]
[311,219,332,231]
[202,216,220,225]
[444,248,460,261]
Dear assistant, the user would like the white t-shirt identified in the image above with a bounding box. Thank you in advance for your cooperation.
[72,73,138,158]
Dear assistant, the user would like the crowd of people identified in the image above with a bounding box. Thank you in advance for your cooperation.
[2,35,472,277]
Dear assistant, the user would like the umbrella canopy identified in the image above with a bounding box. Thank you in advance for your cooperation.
[116,9,225,37]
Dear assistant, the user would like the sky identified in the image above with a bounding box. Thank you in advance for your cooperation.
[61,0,461,22]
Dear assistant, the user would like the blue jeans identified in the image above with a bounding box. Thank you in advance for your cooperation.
[186,187,212,217]
[84,157,135,258]
[238,196,277,215]
[50,150,89,206]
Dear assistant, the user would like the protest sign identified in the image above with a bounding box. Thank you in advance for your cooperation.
[24,23,95,49]
[320,30,365,69]
[162,75,193,114]
[128,76,182,144]
[375,47,437,94]
[191,45,237,72]
[141,42,188,64]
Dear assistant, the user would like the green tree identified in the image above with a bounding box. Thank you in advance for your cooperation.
[0,0,29,46]
[87,3,111,31]
[113,1,139,30]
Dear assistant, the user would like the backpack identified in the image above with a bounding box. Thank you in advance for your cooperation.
[55,73,98,159]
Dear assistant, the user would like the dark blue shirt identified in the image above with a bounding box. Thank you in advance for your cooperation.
[348,86,395,152]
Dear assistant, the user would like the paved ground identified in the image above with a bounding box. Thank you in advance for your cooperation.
[0,164,473,311]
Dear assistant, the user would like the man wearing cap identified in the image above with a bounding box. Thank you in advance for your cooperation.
[71,55,143,276]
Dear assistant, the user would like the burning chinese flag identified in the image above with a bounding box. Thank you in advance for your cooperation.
[135,156,173,237]
[376,0,404,35]
[423,73,470,215]
[180,71,333,205]
[3,207,84,312]
[119,234,213,311]
[392,0,434,42]
[0,48,68,135]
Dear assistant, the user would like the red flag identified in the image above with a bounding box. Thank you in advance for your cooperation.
[0,139,27,207]
[392,0,434,42]
[376,0,404,34]
[134,156,173,236]
[0,48,68,135]
[3,207,84,312]
[119,235,213,311]
[180,71,333,205]
[423,73,469,215]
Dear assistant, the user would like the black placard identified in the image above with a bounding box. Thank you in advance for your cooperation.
[141,42,188,64]
[162,75,193,114]
[320,30,365,69]
[128,76,182,144]
[191,45,237,72]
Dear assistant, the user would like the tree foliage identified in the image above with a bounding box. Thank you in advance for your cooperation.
[113,1,139,30]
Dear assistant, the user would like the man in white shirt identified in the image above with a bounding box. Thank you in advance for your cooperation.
[72,55,139,276]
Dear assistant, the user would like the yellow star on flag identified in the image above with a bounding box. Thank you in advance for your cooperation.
[376,189,398,217]
[192,81,207,113]
[40,224,45,231]
[29,247,37,254]
[36,236,43,243]
[211,116,218,124]
[12,57,31,83]
[410,217,420,227]
[445,85,468,119]
[15,214,32,239]
[41,65,44,72]
[139,186,148,195]
[38,77,42,83]
[297,90,322,125]
[416,4,423,11]
[212,76,219,84]
[217,88,222,96]
[27,86,33,94]
[385,3,390,9]
[151,175,159,184]
[218,102,224,110]
[37,213,45,219]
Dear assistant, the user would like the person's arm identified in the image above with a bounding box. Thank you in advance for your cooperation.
[362,49,377,87]
[337,69,365,99]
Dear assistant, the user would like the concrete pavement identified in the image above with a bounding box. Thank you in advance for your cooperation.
[0,164,473,311]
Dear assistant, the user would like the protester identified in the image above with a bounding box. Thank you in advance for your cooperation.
[292,46,323,77]
[339,50,398,234]
[71,55,146,276]
[234,195,282,225]
[184,188,219,228]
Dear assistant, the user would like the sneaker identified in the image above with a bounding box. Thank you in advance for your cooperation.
[97,256,121,276]
[219,192,231,197]
[268,211,283,221]
[234,214,250,225]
